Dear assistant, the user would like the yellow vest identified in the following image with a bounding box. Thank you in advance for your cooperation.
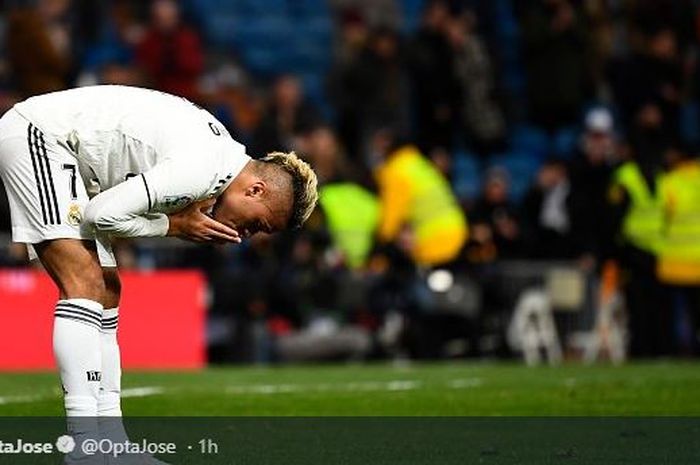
[319,183,379,269]
[613,162,663,254]
[377,146,468,266]
[657,160,700,285]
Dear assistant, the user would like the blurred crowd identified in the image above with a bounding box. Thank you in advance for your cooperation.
[2,0,700,362]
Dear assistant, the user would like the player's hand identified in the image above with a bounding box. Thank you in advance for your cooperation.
[167,198,241,243]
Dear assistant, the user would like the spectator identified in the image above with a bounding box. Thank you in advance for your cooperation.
[408,0,460,153]
[199,58,263,142]
[332,9,369,66]
[657,143,700,354]
[77,0,146,87]
[328,10,369,160]
[373,130,468,267]
[329,26,409,162]
[626,101,672,184]
[606,121,667,356]
[208,235,280,363]
[330,0,402,31]
[96,62,145,87]
[294,125,379,269]
[608,26,683,137]
[319,180,379,270]
[629,0,696,54]
[297,125,366,185]
[467,168,522,262]
[522,159,575,258]
[6,0,72,98]
[447,11,506,157]
[251,74,319,156]
[568,108,617,266]
[136,0,203,101]
[271,231,371,362]
[520,0,591,131]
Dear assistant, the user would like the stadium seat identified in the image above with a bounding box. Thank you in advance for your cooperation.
[501,68,526,97]
[241,48,280,76]
[551,126,579,159]
[402,0,425,32]
[295,16,333,40]
[300,73,330,112]
[681,102,700,146]
[291,0,331,16]
[206,15,240,46]
[196,0,334,106]
[231,0,291,17]
[452,151,482,201]
[230,17,294,48]
[509,124,549,160]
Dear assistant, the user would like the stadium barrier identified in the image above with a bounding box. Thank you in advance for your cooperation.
[0,269,206,370]
[0,234,601,363]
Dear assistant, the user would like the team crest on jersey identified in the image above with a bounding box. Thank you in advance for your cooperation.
[67,204,83,226]
[162,195,195,210]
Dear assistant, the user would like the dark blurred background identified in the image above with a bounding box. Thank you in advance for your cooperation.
[2,0,700,365]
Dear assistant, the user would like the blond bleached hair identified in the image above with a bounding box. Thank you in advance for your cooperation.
[259,151,319,229]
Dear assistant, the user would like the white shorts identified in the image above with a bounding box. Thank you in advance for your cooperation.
[0,109,116,266]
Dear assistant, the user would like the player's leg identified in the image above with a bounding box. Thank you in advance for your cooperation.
[37,240,108,465]
[99,265,123,415]
[98,263,133,451]
[0,109,105,418]
[97,249,167,464]
[34,238,106,418]
[0,111,107,463]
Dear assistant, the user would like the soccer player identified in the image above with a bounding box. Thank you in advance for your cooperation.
[0,85,318,455]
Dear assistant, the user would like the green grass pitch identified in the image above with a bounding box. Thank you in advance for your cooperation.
[1,361,699,416]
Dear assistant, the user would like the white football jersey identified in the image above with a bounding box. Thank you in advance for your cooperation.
[13,85,250,211]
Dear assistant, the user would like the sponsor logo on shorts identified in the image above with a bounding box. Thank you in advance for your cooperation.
[86,371,101,382]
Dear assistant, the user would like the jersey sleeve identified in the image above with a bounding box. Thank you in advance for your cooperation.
[141,157,214,213]
[83,110,243,239]
[83,158,215,238]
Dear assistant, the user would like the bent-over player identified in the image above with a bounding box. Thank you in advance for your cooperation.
[0,85,318,457]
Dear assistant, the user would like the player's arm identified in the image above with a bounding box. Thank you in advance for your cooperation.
[83,161,240,243]
[165,197,241,243]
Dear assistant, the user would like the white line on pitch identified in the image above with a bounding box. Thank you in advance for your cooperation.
[226,380,423,395]
[121,387,164,398]
[448,378,483,389]
[0,386,163,404]
[0,394,45,405]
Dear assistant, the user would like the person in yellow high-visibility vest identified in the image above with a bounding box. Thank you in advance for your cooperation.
[607,152,669,356]
[319,182,379,269]
[374,143,468,267]
[611,162,664,256]
[657,145,700,354]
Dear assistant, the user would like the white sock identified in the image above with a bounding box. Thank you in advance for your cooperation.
[53,298,103,417]
[98,307,122,416]
[98,307,129,446]
[54,298,103,463]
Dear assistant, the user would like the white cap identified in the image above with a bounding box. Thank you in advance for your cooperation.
[585,108,613,133]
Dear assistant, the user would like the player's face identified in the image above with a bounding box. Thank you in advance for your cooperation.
[212,182,289,239]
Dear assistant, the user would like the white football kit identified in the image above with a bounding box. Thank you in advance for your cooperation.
[0,85,251,266]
